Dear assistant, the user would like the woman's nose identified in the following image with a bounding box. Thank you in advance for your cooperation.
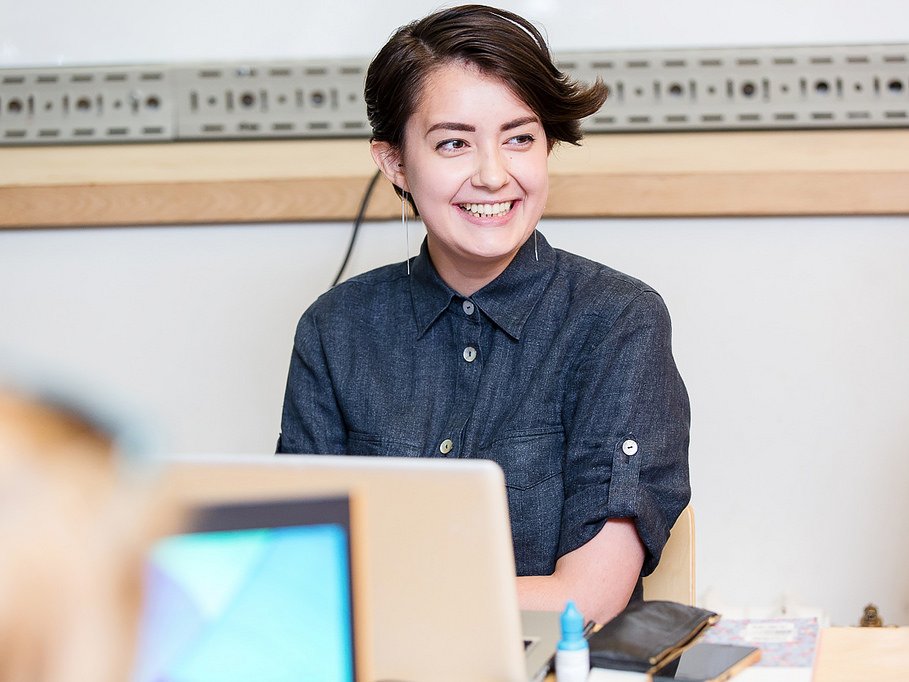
[471,148,509,191]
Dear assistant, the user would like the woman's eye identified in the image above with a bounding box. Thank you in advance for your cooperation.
[508,134,535,146]
[436,139,467,152]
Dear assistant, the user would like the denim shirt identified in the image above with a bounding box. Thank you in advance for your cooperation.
[278,232,690,577]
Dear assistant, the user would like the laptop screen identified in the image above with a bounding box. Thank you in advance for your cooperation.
[132,496,355,682]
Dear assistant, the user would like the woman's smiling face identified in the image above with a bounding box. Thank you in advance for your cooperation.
[372,61,550,294]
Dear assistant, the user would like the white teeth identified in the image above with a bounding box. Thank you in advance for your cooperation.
[461,201,513,217]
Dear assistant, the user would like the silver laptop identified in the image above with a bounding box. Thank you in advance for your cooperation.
[160,454,560,682]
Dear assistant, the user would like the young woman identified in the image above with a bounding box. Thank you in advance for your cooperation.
[278,4,690,623]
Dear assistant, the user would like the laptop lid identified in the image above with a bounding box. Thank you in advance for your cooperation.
[161,454,529,682]
[132,495,357,682]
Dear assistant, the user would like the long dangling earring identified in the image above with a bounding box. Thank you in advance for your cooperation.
[402,191,411,275]
[534,229,539,262]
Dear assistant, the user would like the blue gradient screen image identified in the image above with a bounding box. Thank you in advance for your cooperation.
[133,523,353,682]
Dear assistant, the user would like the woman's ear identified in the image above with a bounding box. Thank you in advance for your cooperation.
[370,141,409,192]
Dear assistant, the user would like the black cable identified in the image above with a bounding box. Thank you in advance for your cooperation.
[331,169,383,288]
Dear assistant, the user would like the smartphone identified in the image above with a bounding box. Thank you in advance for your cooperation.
[651,642,761,682]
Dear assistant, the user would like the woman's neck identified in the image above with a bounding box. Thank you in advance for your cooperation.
[426,241,518,297]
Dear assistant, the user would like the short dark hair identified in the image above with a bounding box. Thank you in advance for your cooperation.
[365,4,608,152]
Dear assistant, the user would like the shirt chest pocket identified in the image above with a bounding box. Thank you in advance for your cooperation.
[346,431,424,458]
[480,427,564,489]
[479,427,565,575]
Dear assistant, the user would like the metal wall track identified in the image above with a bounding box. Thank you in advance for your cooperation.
[1,44,906,145]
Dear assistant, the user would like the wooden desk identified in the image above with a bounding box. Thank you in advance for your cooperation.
[546,627,909,681]
[813,627,909,682]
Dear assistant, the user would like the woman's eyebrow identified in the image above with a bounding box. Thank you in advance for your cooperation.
[501,115,539,131]
[426,121,474,135]
[425,116,540,137]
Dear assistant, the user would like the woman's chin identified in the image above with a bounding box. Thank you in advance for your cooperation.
[457,229,533,261]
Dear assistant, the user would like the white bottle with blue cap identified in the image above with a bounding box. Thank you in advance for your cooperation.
[555,600,590,682]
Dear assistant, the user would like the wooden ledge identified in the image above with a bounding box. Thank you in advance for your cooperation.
[1,129,907,228]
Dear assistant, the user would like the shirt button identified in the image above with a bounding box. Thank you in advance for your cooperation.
[463,346,477,362]
[622,439,639,456]
[439,439,453,454]
[462,300,475,315]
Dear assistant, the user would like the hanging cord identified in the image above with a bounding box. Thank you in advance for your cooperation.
[331,169,383,287]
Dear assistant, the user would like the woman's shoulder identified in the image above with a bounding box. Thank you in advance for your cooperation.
[546,248,675,349]
[299,262,410,329]
[551,247,661,309]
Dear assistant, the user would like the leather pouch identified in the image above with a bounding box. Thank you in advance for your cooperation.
[588,600,720,673]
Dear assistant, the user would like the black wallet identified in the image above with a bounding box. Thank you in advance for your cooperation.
[588,600,720,673]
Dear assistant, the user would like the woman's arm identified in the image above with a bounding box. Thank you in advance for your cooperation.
[516,517,644,624]
[522,289,689,623]
[277,308,348,454]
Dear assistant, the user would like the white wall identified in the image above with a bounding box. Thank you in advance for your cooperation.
[2,0,907,64]
[2,0,908,626]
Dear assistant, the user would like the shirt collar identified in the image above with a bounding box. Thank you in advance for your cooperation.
[409,232,556,340]
[410,241,457,338]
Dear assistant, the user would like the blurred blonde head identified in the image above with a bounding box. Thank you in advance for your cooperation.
[0,389,166,682]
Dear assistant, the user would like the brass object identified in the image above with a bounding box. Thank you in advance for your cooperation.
[859,604,884,627]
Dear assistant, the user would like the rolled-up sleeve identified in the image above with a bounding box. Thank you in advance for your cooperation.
[277,309,348,455]
[559,290,690,575]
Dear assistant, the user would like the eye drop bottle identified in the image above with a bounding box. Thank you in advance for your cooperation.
[555,600,590,682]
